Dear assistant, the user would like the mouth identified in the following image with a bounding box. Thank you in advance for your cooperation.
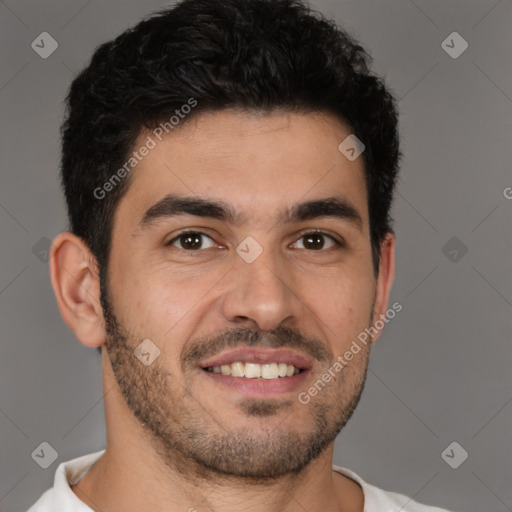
[199,347,312,396]
[204,361,302,379]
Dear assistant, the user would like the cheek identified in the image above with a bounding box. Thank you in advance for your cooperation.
[114,265,224,340]
[303,269,374,341]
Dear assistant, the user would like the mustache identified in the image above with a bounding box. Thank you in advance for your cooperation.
[181,326,332,370]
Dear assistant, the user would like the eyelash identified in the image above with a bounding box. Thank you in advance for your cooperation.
[166,229,344,252]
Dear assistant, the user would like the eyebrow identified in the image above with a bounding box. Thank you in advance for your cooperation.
[138,193,363,232]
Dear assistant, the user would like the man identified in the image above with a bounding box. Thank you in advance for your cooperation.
[27,0,455,510]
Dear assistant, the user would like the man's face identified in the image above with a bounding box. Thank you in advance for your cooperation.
[102,110,379,479]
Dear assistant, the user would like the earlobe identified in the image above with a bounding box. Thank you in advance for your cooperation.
[370,232,396,343]
[49,232,106,348]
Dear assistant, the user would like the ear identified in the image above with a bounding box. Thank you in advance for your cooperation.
[49,232,106,348]
[369,231,396,344]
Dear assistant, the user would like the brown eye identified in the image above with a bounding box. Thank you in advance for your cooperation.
[167,231,215,251]
[293,232,341,251]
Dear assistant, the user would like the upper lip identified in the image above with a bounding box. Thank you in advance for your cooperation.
[200,347,313,370]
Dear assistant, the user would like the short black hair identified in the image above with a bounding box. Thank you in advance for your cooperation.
[59,0,401,354]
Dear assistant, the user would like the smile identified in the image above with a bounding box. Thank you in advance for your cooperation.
[204,362,302,379]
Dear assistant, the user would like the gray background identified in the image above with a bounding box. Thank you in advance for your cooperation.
[0,0,511,511]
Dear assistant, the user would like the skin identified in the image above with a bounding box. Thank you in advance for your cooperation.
[50,110,395,512]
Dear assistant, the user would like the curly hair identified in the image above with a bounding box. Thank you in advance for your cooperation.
[60,0,401,324]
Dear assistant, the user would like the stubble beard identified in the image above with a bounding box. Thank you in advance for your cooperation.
[101,289,370,483]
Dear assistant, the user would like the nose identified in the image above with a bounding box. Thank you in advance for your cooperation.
[220,243,304,332]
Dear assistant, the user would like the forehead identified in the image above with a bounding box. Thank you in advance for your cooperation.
[116,109,369,230]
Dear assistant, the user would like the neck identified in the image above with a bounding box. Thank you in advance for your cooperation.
[72,446,363,512]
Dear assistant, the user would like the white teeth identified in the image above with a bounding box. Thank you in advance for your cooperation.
[231,362,244,377]
[220,365,231,376]
[261,363,279,379]
[208,362,301,379]
[244,363,261,379]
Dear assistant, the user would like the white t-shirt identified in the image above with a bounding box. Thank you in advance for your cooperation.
[26,449,454,512]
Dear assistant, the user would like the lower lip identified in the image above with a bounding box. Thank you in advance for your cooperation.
[201,369,310,397]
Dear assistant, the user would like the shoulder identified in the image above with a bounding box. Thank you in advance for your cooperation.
[26,488,53,512]
[25,450,106,512]
[332,465,455,512]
